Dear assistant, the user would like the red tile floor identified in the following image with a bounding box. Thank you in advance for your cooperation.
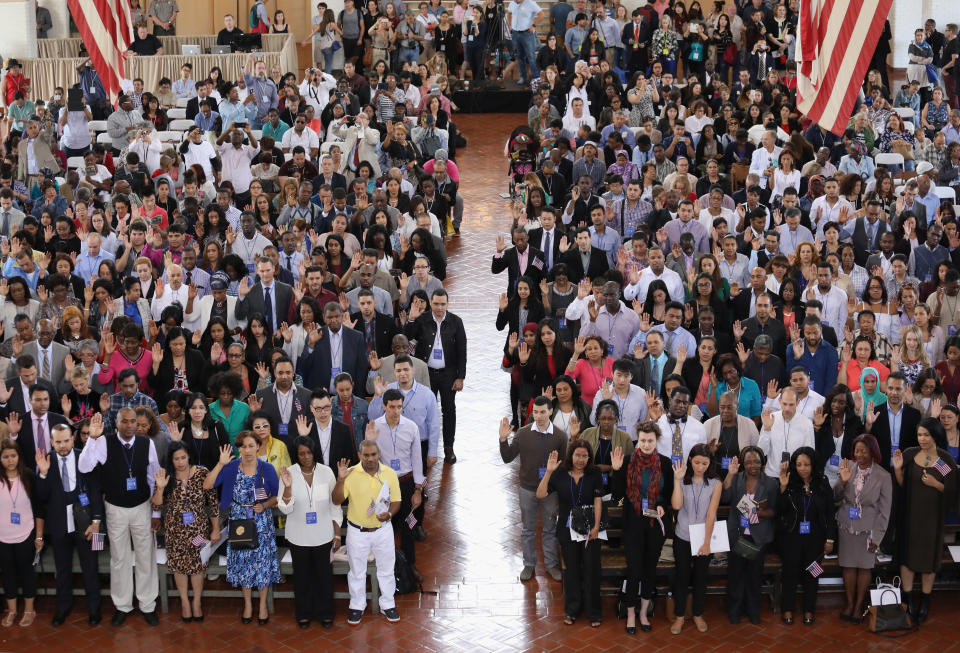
[4,114,960,652]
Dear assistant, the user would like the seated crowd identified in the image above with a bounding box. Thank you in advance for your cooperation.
[0,2,473,631]
[496,0,960,636]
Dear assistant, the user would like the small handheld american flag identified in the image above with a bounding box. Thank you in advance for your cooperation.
[192,534,209,548]
[254,486,268,501]
[933,458,952,476]
[806,560,824,578]
[405,513,418,529]
[91,532,105,551]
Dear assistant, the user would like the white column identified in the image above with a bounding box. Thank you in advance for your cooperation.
[39,0,70,40]
[0,0,39,59]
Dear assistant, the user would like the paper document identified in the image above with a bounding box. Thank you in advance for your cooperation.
[688,522,730,555]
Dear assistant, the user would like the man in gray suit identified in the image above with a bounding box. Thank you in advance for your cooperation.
[22,319,68,389]
[0,188,25,237]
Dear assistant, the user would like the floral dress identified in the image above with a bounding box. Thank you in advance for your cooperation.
[163,467,220,575]
[628,87,656,126]
[225,463,281,588]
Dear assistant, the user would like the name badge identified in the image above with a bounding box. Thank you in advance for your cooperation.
[247,263,256,275]
[262,96,269,103]
[641,498,649,511]
[78,492,90,507]
[602,472,609,485]
[925,273,933,282]
[538,466,547,480]
[278,423,289,436]
[721,457,732,470]
[607,344,615,356]
[305,511,317,524]
[126,477,138,491]
[848,506,861,520]
[440,44,446,51]
[331,366,341,378]
[390,458,401,471]
[950,325,959,336]
[10,512,20,525]
[740,515,749,529]
[90,87,96,94]
[558,318,567,329]
[182,511,195,525]
[662,48,669,55]
[433,348,443,360]
[822,320,830,327]
[617,425,626,433]
[672,455,681,465]
[799,520,810,534]
[830,454,840,467]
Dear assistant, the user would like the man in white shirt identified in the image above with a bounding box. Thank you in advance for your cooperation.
[281,116,321,157]
[805,262,848,331]
[179,126,219,183]
[748,130,782,190]
[216,125,258,201]
[656,386,707,463]
[150,264,190,322]
[299,68,338,114]
[757,387,815,478]
[562,98,596,134]
[624,247,684,303]
[765,366,825,421]
[809,177,854,238]
[228,212,272,270]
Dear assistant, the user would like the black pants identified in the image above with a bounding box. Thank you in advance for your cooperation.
[343,37,364,71]
[52,530,101,616]
[0,535,37,600]
[624,507,665,604]
[63,145,90,157]
[727,545,765,620]
[289,541,334,623]
[672,537,711,617]
[428,367,458,450]
[779,532,824,614]
[391,475,417,565]
[414,441,428,527]
[561,538,601,620]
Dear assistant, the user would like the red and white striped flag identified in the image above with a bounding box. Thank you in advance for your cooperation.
[90,532,105,551]
[795,0,893,136]
[934,458,952,476]
[254,486,268,501]
[67,0,134,107]
[806,560,824,578]
[192,533,209,548]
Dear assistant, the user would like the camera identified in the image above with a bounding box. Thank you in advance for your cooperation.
[345,116,356,126]
[335,91,345,99]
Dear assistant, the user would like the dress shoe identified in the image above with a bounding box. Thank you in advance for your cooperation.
[52,611,70,627]
[692,615,708,632]
[142,611,159,626]
[88,612,101,626]
[546,566,562,581]
[192,614,204,623]
[519,566,535,581]
[802,615,815,626]
[414,525,427,542]
[241,616,253,624]
[298,620,310,629]
[258,617,270,626]
[111,610,131,627]
[918,592,931,622]
[749,614,762,625]
[321,619,334,628]
[640,623,652,632]
[444,449,457,464]
[781,613,794,625]
[625,625,636,634]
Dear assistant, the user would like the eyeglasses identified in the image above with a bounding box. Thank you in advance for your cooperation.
[311,404,332,411]
[227,352,243,358]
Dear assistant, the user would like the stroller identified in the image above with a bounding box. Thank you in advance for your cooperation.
[507,125,538,199]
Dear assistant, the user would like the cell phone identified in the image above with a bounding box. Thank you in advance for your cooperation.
[377,82,388,90]
[234,121,247,129]
[781,452,791,463]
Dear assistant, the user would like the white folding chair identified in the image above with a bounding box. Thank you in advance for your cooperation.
[934,186,956,201]
[66,156,86,170]
[874,152,904,169]
[176,97,189,108]
[251,129,262,140]
[284,152,293,162]
[894,107,916,120]
[96,132,112,144]
[87,120,108,133]
[156,130,182,143]
[167,119,195,132]
[167,108,187,120]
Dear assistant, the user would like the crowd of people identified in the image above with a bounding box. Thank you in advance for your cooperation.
[494,0,960,636]
[0,0,480,631]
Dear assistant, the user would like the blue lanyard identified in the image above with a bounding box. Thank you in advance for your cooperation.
[120,440,136,476]
[597,438,612,464]
[570,474,584,507]
[802,493,812,521]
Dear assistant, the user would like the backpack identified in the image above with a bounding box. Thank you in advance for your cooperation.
[248,4,259,29]
[394,548,417,594]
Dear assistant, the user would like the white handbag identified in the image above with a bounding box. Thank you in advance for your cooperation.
[869,576,901,606]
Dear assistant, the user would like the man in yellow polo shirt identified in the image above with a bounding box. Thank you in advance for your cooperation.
[333,439,401,626]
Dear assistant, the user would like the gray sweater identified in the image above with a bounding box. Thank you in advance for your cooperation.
[500,424,568,492]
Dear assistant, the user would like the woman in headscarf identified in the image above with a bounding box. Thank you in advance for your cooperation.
[854,367,887,421]
[607,150,639,183]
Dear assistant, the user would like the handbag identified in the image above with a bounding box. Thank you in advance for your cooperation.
[868,589,912,634]
[731,534,763,560]
[890,140,915,160]
[229,518,258,549]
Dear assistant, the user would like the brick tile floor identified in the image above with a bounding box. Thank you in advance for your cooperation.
[3,114,960,651]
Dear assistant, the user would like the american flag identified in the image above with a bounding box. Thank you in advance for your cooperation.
[192,534,209,548]
[90,532,105,551]
[934,458,953,476]
[405,513,418,529]
[67,0,134,107]
[806,560,824,578]
[795,0,893,135]
[254,486,268,501]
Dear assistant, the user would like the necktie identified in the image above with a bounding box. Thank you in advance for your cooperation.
[671,421,683,459]
[41,350,50,381]
[264,285,274,329]
[665,331,674,354]
[650,357,659,391]
[353,142,361,167]
[286,255,292,271]
[186,270,192,285]
[365,321,375,352]
[759,54,767,80]
[35,417,46,452]
[634,23,639,41]
[61,456,70,492]
[544,231,552,269]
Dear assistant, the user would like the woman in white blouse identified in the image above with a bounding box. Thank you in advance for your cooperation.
[768,149,801,201]
[277,435,341,629]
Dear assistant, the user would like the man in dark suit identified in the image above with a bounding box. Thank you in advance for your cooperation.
[311,156,348,191]
[403,288,466,464]
[7,384,69,470]
[35,423,103,626]
[251,357,312,458]
[349,290,399,358]
[235,256,296,331]
[747,42,777,85]
[491,226,547,299]
[625,330,676,394]
[622,8,653,73]
[527,208,563,273]
[804,301,838,348]
[536,161,568,210]
[0,354,57,420]
[185,82,217,120]
[736,293,787,360]
[297,303,368,393]
[847,199,888,267]
[302,389,358,477]
[559,226,610,282]
[731,267,777,321]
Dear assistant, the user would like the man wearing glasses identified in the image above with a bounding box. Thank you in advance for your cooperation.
[300,389,358,477]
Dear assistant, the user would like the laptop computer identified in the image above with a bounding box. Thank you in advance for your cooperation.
[181,44,202,55]
[208,45,231,55]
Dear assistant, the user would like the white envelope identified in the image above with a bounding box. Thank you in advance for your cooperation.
[688,521,730,555]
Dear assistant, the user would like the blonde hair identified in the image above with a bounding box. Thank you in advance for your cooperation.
[899,325,931,368]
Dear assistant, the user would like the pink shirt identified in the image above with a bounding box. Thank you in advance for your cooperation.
[569,357,615,406]
[97,348,154,393]
[0,476,33,544]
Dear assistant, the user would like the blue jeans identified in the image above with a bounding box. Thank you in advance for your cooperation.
[321,47,334,74]
[512,29,539,82]
[398,46,420,65]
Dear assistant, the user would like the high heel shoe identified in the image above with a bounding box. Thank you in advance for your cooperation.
[241,607,253,625]
[258,616,270,626]
[640,623,652,632]
[625,623,636,634]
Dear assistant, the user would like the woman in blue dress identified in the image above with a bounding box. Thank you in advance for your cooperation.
[205,430,281,625]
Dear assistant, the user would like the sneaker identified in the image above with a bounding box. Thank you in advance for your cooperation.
[546,566,563,581]
[383,608,400,623]
[519,566,535,581]
[347,609,363,626]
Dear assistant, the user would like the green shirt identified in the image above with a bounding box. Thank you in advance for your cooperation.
[209,399,251,444]
[9,101,35,133]
[261,119,290,142]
